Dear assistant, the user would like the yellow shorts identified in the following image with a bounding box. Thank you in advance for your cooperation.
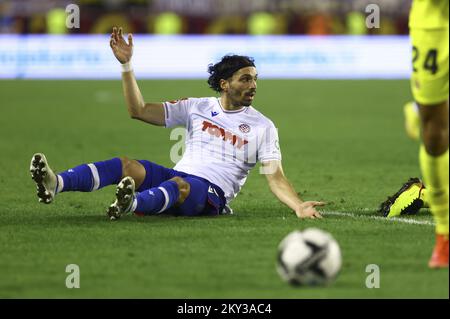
[410,28,449,105]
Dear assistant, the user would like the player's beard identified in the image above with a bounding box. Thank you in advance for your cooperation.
[241,90,256,106]
[229,88,256,107]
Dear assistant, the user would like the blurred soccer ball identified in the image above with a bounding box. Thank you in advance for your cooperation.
[276,228,342,286]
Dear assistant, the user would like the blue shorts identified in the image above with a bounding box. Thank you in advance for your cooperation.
[136,160,226,217]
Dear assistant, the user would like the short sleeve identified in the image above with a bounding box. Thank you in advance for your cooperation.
[258,122,282,163]
[163,98,192,128]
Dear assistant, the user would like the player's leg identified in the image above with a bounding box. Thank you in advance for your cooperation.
[30,154,146,203]
[410,23,449,267]
[133,176,223,217]
[107,174,225,219]
[174,177,224,217]
[107,175,190,220]
[419,101,449,268]
[106,160,191,219]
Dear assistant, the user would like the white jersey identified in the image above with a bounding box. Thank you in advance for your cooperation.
[163,97,282,203]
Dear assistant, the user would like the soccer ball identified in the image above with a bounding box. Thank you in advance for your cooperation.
[276,228,342,286]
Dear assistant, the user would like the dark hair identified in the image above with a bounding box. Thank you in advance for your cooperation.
[207,55,256,92]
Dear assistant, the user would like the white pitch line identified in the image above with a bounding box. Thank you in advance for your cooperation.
[323,211,435,226]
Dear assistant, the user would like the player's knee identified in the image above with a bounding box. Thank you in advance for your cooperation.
[169,176,190,204]
[120,157,146,188]
[120,157,133,177]
[120,156,144,177]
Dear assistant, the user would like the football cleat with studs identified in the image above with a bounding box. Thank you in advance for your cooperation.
[378,177,426,217]
[30,153,57,204]
[107,176,136,220]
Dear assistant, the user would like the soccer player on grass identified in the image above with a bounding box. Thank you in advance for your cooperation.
[30,27,325,220]
[380,0,448,268]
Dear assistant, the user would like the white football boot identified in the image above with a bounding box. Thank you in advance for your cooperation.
[107,176,136,220]
[30,153,58,204]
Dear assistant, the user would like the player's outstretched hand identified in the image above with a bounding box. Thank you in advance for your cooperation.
[110,26,133,64]
[295,201,325,219]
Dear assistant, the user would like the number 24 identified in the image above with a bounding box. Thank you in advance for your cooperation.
[412,46,439,74]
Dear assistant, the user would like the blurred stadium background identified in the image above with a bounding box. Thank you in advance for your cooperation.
[1,0,411,35]
[0,0,414,79]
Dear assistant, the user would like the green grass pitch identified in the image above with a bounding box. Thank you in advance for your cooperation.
[0,79,447,298]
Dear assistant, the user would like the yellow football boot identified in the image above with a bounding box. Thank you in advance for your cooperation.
[379,178,426,217]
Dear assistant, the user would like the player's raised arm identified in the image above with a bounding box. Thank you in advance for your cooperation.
[110,27,165,126]
[262,160,325,219]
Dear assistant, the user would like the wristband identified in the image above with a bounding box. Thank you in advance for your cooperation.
[121,62,133,73]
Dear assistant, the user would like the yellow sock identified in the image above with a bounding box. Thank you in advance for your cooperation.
[419,145,449,235]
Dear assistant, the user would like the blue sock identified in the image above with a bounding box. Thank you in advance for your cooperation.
[58,158,122,192]
[134,180,179,215]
